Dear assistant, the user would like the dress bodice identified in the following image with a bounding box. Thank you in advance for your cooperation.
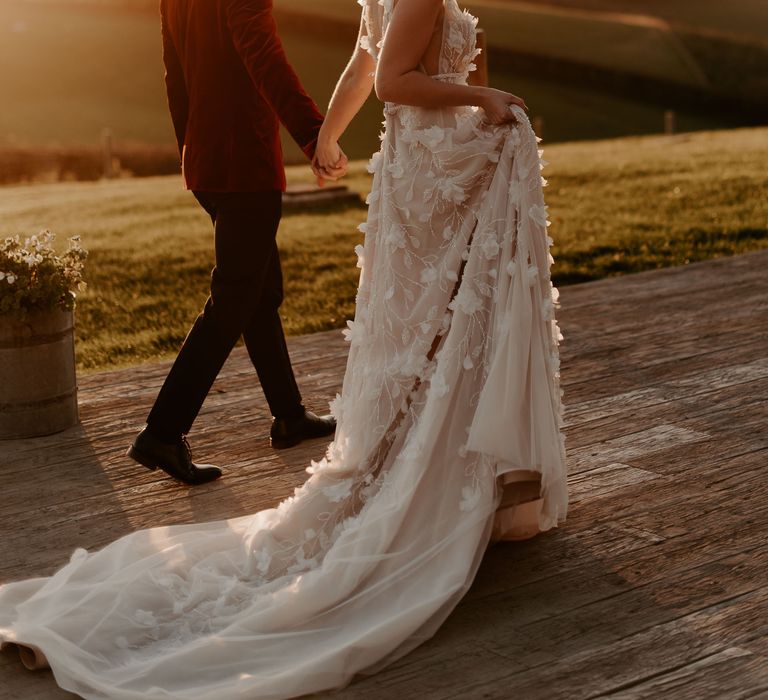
[359,0,480,85]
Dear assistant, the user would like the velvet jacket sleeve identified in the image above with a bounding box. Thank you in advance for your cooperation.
[226,0,324,159]
[160,0,189,159]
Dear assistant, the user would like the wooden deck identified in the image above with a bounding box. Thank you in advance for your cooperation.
[1,250,767,699]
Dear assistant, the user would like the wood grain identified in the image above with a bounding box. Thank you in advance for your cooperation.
[1,249,767,699]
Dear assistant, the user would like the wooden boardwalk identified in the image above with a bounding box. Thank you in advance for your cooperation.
[1,250,767,699]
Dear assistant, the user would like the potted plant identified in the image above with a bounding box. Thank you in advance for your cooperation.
[0,231,87,439]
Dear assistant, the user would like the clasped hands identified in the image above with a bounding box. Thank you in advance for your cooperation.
[311,139,349,187]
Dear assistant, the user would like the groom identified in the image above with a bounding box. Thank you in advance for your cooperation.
[128,0,346,485]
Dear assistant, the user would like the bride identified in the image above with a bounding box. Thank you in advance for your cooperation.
[0,0,567,698]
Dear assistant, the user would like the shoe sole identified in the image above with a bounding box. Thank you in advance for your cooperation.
[270,436,302,450]
[270,428,336,450]
[126,444,159,471]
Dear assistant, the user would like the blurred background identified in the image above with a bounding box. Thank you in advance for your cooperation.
[1,0,767,181]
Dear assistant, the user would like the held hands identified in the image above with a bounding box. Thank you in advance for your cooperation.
[312,139,349,187]
[478,87,528,125]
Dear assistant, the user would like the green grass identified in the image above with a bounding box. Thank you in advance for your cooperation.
[1,126,766,373]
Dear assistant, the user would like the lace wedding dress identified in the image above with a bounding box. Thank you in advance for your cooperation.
[0,1,567,697]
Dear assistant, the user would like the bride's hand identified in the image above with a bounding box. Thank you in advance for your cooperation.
[477,88,528,125]
[313,139,348,187]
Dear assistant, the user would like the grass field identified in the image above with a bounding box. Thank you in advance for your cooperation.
[1,126,766,373]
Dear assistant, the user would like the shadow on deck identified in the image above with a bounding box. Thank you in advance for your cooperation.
[1,250,767,699]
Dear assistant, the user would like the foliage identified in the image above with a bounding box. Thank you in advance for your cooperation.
[0,232,87,317]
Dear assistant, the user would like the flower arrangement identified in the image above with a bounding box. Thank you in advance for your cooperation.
[0,231,87,317]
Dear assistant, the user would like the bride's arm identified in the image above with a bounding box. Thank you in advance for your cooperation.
[376,0,526,122]
[315,17,377,173]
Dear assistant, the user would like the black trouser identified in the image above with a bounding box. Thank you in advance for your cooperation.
[146,190,303,441]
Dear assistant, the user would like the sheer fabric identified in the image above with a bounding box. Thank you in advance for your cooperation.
[0,1,567,697]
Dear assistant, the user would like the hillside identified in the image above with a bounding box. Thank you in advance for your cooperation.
[274,0,768,104]
[1,126,766,372]
[1,0,766,162]
[515,0,768,41]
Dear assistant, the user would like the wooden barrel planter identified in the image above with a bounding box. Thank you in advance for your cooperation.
[0,309,79,440]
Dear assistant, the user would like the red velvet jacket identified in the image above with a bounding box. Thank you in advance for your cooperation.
[160,0,324,192]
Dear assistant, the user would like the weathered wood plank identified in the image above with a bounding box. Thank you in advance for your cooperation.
[1,249,767,699]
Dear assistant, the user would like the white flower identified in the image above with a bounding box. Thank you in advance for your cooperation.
[416,125,446,150]
[541,297,554,321]
[449,286,483,315]
[306,458,329,475]
[342,320,366,345]
[328,394,343,420]
[438,178,467,204]
[463,356,474,370]
[383,224,406,250]
[354,244,365,269]
[442,225,454,241]
[367,150,383,174]
[420,267,438,285]
[526,264,539,286]
[387,161,404,179]
[479,236,500,260]
[529,204,550,228]
[430,373,450,398]
[399,351,427,377]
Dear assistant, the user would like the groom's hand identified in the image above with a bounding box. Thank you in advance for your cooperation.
[312,144,348,187]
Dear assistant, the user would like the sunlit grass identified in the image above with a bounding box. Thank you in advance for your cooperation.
[0,126,765,373]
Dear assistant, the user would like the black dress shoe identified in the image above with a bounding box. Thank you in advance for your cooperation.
[270,409,336,450]
[127,428,222,485]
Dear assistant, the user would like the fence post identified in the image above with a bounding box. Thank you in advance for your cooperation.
[469,28,489,87]
[102,128,114,179]
[664,110,676,135]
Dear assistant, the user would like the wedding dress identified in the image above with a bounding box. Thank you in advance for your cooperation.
[0,1,567,697]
